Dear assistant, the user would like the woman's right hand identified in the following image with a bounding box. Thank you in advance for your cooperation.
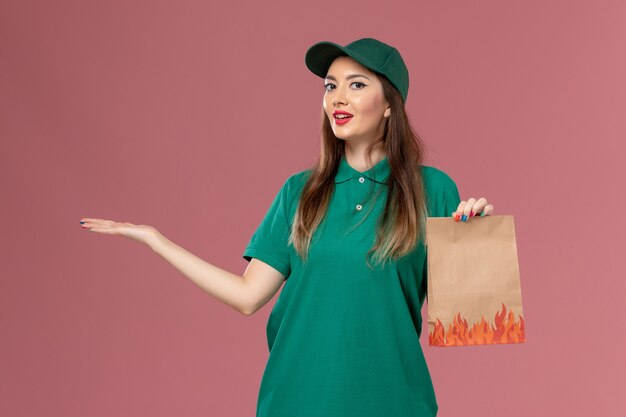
[79,218,161,248]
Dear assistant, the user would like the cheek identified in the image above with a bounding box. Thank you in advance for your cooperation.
[322,96,333,117]
[354,96,383,118]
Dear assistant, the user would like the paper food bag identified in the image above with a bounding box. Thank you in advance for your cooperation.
[425,215,526,347]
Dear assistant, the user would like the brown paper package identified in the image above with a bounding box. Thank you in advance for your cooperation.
[425,215,526,347]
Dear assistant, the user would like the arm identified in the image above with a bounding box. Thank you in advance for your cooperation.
[150,231,284,316]
[241,258,286,315]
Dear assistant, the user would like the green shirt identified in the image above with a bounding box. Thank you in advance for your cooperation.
[243,154,460,417]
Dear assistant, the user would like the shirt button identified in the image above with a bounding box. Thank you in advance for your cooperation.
[356,204,362,210]
[358,177,365,183]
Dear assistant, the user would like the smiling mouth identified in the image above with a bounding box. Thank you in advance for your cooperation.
[334,115,353,125]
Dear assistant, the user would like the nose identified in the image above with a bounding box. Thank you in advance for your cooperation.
[333,96,346,107]
[332,84,348,106]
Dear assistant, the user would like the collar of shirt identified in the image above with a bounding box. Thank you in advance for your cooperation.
[334,155,390,185]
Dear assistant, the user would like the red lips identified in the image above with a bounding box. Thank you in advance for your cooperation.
[333,110,353,125]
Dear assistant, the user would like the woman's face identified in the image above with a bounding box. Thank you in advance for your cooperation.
[323,56,390,143]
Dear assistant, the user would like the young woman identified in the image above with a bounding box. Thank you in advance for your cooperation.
[80,37,494,417]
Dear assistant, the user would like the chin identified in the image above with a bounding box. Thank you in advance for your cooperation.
[332,128,353,139]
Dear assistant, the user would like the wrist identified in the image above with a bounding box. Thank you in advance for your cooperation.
[148,228,169,253]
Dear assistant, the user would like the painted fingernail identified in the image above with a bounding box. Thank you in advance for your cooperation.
[480,211,486,217]
[453,213,460,221]
[80,221,85,224]
[470,211,475,217]
[461,214,467,221]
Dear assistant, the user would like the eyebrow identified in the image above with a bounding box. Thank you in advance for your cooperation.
[324,74,370,81]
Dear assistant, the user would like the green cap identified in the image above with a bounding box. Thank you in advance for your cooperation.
[305,37,409,103]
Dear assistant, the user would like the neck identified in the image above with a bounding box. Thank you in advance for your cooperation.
[343,143,386,172]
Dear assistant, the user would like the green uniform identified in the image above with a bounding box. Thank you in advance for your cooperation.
[243,155,460,417]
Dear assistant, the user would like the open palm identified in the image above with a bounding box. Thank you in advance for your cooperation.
[79,218,158,247]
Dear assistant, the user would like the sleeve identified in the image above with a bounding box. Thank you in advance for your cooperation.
[242,178,292,278]
[442,180,461,217]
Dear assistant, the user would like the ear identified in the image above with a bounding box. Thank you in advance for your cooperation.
[384,106,391,118]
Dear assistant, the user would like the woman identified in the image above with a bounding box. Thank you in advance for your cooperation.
[80,37,494,417]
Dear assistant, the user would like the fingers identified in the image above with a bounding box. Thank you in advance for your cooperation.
[80,218,113,225]
[79,218,116,233]
[452,198,494,222]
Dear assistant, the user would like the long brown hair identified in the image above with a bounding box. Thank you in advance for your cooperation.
[289,74,428,269]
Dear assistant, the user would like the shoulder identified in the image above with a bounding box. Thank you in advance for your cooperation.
[282,168,312,196]
[277,169,313,217]
[287,168,312,186]
[420,164,461,216]
[420,164,457,191]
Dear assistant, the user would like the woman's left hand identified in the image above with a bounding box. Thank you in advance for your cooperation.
[452,197,494,222]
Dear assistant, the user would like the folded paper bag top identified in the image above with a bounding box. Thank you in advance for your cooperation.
[425,215,526,347]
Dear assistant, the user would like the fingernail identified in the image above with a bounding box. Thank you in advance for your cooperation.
[461,214,467,221]
[79,221,84,224]
[453,213,460,222]
[480,211,486,217]
[470,211,475,217]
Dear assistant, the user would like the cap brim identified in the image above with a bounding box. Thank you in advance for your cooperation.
[305,41,380,79]
[305,41,348,78]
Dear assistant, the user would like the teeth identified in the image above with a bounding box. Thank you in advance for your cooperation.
[336,114,352,119]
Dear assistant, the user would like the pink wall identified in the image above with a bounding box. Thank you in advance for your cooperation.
[1,1,624,416]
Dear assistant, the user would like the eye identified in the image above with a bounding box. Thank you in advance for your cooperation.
[323,81,367,91]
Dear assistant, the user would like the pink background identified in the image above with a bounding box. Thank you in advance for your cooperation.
[2,1,624,416]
